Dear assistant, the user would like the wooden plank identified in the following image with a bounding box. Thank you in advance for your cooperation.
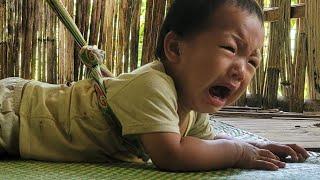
[216,117,320,149]
[264,4,305,22]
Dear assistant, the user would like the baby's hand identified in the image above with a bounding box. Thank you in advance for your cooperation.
[234,141,286,170]
[254,142,310,163]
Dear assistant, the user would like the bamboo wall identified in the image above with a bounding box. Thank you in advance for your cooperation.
[0,0,319,112]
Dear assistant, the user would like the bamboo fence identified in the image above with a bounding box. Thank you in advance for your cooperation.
[0,0,319,112]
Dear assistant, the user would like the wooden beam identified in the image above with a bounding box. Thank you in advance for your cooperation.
[264,3,305,22]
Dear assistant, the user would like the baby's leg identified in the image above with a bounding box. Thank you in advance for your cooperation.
[0,78,29,157]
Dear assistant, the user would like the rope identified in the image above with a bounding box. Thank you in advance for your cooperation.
[45,0,114,107]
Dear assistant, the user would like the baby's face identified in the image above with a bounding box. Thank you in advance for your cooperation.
[170,5,264,113]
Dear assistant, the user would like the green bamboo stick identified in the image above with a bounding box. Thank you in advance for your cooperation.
[46,0,87,47]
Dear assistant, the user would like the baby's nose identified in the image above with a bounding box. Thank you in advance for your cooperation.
[228,60,245,82]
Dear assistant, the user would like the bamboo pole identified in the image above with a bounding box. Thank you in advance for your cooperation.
[74,0,83,81]
[65,0,74,82]
[58,1,66,83]
[263,0,291,109]
[102,0,115,72]
[31,0,39,79]
[21,0,36,79]
[141,0,153,66]
[124,0,134,73]
[291,21,307,112]
[111,3,118,74]
[78,0,91,79]
[47,4,57,83]
[306,0,320,103]
[118,0,132,73]
[37,0,43,81]
[89,0,102,46]
[141,0,166,66]
[14,0,22,77]
[7,0,15,77]
[98,0,106,49]
[129,0,141,71]
[0,0,5,79]
[248,0,264,107]
[2,0,7,78]
[116,0,124,75]
[42,3,48,82]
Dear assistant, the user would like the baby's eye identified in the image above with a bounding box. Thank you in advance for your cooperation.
[221,46,236,54]
[248,59,259,68]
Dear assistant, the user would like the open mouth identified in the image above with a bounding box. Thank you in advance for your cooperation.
[209,86,231,101]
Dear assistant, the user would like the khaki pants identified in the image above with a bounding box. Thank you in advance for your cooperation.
[0,77,29,156]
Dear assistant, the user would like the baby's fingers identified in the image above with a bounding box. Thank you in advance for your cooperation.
[259,156,286,168]
[259,149,279,160]
[254,160,280,171]
[287,144,309,160]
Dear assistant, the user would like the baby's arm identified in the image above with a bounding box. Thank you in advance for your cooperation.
[140,132,284,171]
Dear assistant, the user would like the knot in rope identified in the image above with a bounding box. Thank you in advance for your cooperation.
[79,45,105,68]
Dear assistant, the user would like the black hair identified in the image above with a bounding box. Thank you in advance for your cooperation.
[155,0,264,61]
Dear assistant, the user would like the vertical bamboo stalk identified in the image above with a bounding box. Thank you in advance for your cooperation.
[291,21,307,112]
[58,1,66,83]
[263,0,290,109]
[102,0,115,72]
[111,4,118,74]
[306,0,320,102]
[21,0,36,79]
[98,0,106,49]
[2,0,7,78]
[130,0,141,71]
[42,3,48,82]
[65,0,74,82]
[46,4,57,83]
[141,0,166,66]
[31,0,39,79]
[14,0,22,77]
[124,0,134,73]
[280,0,292,99]
[0,0,5,78]
[118,0,132,74]
[248,0,264,107]
[7,0,15,77]
[74,0,82,81]
[79,0,91,79]
[141,0,153,66]
[89,0,102,45]
[116,0,124,75]
[37,0,45,81]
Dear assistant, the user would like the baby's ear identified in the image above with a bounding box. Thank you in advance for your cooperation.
[163,31,182,63]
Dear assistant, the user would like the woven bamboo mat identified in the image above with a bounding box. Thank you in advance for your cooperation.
[0,119,319,179]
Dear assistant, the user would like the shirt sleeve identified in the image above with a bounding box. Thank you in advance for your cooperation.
[187,113,215,140]
[107,71,180,136]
